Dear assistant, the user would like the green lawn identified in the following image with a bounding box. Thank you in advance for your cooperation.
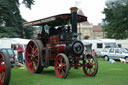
[10,59,128,85]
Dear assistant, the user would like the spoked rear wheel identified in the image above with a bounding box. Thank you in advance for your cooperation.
[25,40,43,73]
[83,54,98,77]
[55,53,69,79]
[0,52,11,85]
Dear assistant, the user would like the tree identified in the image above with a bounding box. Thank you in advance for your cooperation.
[0,0,34,38]
[102,0,128,39]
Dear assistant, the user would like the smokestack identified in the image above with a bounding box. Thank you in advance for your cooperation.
[70,7,78,33]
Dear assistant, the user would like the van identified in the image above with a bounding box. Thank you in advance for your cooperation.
[82,39,118,56]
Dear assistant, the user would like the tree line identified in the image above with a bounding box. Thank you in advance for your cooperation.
[0,0,128,39]
[0,0,34,38]
[102,0,128,39]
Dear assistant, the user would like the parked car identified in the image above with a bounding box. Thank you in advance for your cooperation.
[100,48,109,58]
[100,48,128,61]
[0,48,15,64]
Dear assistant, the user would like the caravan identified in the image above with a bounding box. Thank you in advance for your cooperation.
[82,39,118,56]
[0,38,30,60]
[116,39,128,48]
[0,38,17,48]
[0,38,30,50]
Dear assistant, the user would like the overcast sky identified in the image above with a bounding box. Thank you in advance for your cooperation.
[20,0,106,25]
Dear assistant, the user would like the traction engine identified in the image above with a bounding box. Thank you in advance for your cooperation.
[23,7,98,79]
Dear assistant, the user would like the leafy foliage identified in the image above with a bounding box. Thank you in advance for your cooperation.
[22,0,35,9]
[0,0,34,38]
[102,0,128,39]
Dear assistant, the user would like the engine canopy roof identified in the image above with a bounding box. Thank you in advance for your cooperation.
[23,13,87,27]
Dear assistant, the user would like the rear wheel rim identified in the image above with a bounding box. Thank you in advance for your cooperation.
[26,41,39,73]
[83,55,98,76]
[0,54,6,85]
[55,54,69,78]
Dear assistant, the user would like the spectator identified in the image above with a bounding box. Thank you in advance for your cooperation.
[92,49,97,57]
[16,43,24,64]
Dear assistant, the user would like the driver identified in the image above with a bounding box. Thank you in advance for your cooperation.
[41,27,49,47]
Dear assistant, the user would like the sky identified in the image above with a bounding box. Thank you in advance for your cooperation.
[20,0,106,25]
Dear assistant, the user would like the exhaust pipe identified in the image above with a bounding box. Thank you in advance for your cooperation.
[70,7,78,33]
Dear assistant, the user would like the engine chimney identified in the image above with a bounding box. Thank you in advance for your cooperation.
[70,7,78,33]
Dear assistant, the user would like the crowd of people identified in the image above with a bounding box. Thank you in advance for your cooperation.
[83,49,97,58]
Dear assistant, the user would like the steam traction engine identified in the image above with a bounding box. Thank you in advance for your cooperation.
[23,7,98,79]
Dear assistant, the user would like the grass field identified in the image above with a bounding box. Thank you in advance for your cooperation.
[10,58,128,85]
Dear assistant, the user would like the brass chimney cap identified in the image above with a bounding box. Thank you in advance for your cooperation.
[70,7,78,12]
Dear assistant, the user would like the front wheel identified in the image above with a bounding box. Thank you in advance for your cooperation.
[125,56,128,62]
[83,54,98,77]
[55,53,69,79]
[0,52,11,85]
